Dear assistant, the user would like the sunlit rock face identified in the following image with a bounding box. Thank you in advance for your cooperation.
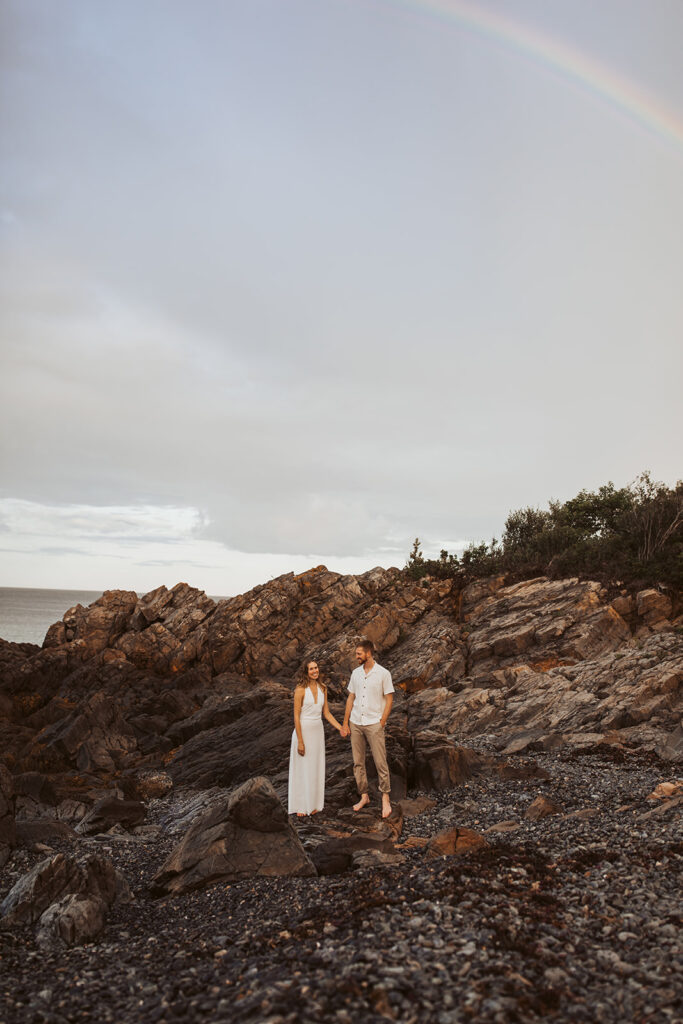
[0,569,680,818]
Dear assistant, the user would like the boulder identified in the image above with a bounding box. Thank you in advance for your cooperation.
[13,771,58,808]
[0,763,16,868]
[636,589,672,626]
[76,797,146,836]
[310,834,397,875]
[525,795,563,820]
[410,734,489,790]
[13,770,62,820]
[425,827,489,859]
[1,853,119,925]
[501,730,544,755]
[151,777,315,895]
[611,594,634,617]
[55,798,89,824]
[36,893,108,948]
[351,848,405,869]
[646,781,683,801]
[657,724,683,764]
[15,820,79,847]
[400,796,437,818]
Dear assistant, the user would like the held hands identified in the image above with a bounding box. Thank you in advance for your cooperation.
[340,725,350,739]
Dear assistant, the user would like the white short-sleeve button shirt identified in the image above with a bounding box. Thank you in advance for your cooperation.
[348,662,395,726]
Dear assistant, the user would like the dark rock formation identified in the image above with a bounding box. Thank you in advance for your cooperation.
[75,796,146,836]
[36,892,108,949]
[13,771,58,818]
[15,819,79,848]
[657,723,683,763]
[425,826,489,858]
[34,692,138,773]
[525,795,563,820]
[151,777,316,895]
[0,763,16,868]
[0,567,679,845]
[411,734,488,790]
[1,853,119,925]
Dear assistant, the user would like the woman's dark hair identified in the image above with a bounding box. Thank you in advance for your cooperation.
[297,659,327,691]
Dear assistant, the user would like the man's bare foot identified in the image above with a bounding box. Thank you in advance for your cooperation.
[381,796,392,819]
[353,794,370,811]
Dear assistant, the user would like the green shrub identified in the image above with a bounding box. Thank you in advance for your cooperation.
[405,472,682,590]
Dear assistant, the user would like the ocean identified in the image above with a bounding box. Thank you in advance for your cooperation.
[0,587,111,646]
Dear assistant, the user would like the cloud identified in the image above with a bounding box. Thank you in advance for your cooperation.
[38,546,93,557]
[0,496,399,593]
[1,0,682,585]
[0,498,205,544]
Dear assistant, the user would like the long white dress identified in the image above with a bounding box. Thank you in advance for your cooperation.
[288,685,325,815]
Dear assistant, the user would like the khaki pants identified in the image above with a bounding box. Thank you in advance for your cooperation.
[350,722,391,795]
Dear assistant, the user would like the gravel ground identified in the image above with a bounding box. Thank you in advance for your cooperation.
[1,750,681,1024]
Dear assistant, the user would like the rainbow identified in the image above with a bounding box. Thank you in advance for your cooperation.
[386,0,683,154]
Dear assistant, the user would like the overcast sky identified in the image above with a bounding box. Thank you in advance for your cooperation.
[1,0,681,595]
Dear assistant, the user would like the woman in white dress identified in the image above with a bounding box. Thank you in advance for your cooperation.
[288,660,343,816]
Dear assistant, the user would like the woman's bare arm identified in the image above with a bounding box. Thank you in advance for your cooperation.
[323,689,342,732]
[293,687,305,755]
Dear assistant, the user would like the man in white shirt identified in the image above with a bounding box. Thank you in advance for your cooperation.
[341,638,395,818]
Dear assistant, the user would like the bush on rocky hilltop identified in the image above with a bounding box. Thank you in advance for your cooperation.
[406,472,683,589]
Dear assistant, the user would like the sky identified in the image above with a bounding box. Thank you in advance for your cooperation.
[1,0,681,596]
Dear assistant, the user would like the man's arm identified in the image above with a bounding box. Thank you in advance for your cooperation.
[379,692,393,729]
[380,668,394,729]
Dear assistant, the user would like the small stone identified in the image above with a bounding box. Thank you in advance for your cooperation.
[544,968,569,986]
[525,795,563,820]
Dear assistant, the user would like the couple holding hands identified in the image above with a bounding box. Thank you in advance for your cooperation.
[287,639,395,820]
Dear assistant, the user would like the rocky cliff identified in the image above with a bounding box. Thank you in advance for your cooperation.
[1,567,681,1023]
[0,567,680,813]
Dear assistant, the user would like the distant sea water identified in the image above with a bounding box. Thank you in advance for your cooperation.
[0,587,230,646]
[0,587,108,646]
